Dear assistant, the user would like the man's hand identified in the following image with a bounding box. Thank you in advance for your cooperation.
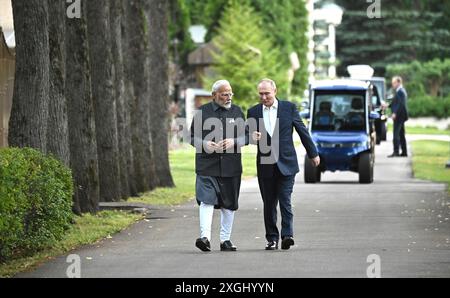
[252,131,262,142]
[218,139,235,150]
[310,156,320,167]
[392,113,397,121]
[205,141,220,152]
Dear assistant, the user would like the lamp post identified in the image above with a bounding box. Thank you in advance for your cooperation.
[188,25,207,45]
[314,3,343,79]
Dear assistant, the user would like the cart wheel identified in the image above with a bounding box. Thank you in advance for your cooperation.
[359,152,373,184]
[381,122,387,141]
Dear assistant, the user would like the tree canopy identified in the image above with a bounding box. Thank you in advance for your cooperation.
[205,1,288,111]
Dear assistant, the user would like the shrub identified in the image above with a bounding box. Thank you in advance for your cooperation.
[407,95,450,119]
[0,148,74,261]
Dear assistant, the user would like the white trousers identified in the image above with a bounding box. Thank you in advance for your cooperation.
[199,202,235,242]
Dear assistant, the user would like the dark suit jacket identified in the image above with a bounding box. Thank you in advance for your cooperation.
[247,99,318,178]
[190,101,247,177]
[391,87,409,123]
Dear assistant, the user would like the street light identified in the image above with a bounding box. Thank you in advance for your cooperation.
[321,3,344,26]
[314,3,344,79]
[189,25,207,45]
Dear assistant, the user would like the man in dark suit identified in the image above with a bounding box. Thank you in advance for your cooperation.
[247,79,320,250]
[190,80,247,252]
[388,76,409,158]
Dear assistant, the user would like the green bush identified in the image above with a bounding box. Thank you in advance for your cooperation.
[0,148,74,261]
[408,95,450,118]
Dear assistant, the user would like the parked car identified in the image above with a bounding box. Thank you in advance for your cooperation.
[301,79,380,184]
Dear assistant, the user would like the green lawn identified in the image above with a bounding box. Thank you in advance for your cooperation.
[0,211,142,277]
[388,123,450,135]
[411,140,450,193]
[130,144,258,206]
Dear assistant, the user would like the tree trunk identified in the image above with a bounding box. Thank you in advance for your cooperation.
[47,0,70,167]
[123,0,158,193]
[120,2,138,197]
[66,4,100,214]
[110,0,135,199]
[146,0,174,187]
[86,0,122,202]
[8,0,50,151]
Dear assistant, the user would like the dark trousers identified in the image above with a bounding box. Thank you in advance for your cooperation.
[393,120,407,155]
[257,165,295,242]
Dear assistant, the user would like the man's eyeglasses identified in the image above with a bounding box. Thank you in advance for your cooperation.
[220,93,234,98]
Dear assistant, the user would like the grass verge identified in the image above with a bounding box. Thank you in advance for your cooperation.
[411,140,450,194]
[388,123,450,135]
[130,144,258,206]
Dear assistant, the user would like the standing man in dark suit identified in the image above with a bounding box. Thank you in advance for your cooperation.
[247,79,320,250]
[190,80,247,252]
[388,76,409,158]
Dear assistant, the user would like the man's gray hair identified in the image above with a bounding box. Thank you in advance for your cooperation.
[258,78,277,90]
[212,80,231,93]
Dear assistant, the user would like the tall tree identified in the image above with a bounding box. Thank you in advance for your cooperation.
[111,0,135,199]
[207,1,287,111]
[183,0,310,98]
[335,0,450,76]
[120,0,138,197]
[66,2,100,214]
[8,0,50,151]
[147,0,175,187]
[86,0,122,202]
[290,0,310,96]
[123,0,158,192]
[47,0,70,166]
[169,0,195,71]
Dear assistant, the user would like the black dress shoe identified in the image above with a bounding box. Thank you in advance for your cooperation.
[265,241,278,250]
[220,240,237,251]
[387,153,400,158]
[281,237,295,250]
[195,237,211,252]
[400,153,408,157]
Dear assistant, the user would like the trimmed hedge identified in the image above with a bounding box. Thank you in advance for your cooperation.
[0,148,74,261]
[408,95,450,119]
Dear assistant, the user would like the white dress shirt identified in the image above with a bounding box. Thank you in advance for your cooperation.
[263,99,278,137]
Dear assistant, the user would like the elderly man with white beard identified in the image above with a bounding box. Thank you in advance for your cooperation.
[189,80,248,252]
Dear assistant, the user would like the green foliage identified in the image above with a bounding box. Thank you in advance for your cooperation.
[186,0,227,39]
[335,1,450,76]
[169,0,195,69]
[204,1,289,111]
[387,59,450,97]
[386,58,450,118]
[250,0,310,97]
[290,0,310,96]
[0,148,74,261]
[183,0,310,98]
[406,95,450,119]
